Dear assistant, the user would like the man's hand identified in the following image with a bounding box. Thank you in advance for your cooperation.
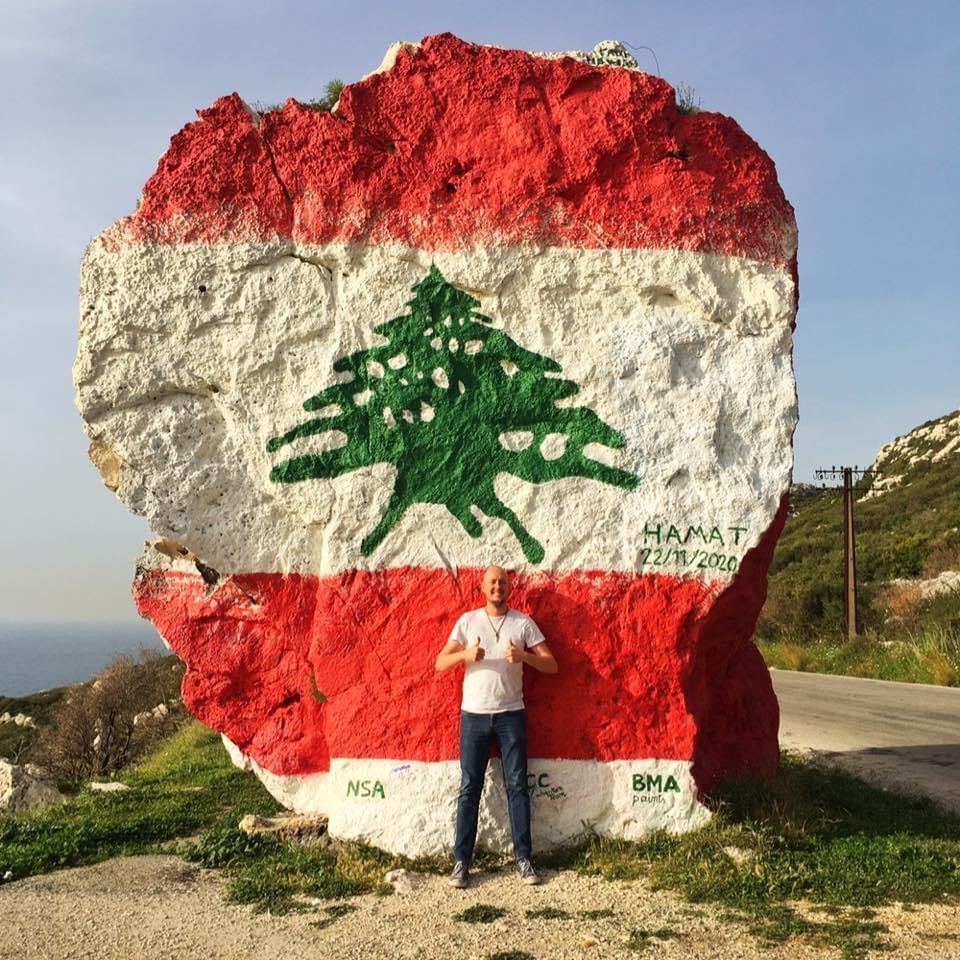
[505,642,526,665]
[464,639,485,663]
[436,638,485,672]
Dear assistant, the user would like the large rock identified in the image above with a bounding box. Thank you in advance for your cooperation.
[0,761,65,814]
[75,35,798,857]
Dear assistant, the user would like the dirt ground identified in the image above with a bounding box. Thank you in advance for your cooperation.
[2,855,959,960]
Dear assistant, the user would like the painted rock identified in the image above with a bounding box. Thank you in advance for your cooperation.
[75,35,798,856]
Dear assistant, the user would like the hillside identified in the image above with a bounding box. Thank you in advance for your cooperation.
[0,689,69,763]
[759,409,960,658]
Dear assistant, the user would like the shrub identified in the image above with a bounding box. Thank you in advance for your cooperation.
[921,534,960,578]
[873,583,923,629]
[303,79,344,112]
[31,650,185,783]
[675,81,700,114]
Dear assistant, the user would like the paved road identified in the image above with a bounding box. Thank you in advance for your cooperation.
[771,668,960,812]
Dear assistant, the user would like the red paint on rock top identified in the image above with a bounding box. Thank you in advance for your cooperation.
[114,33,796,267]
[134,563,780,787]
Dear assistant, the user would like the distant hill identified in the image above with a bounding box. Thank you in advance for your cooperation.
[759,408,960,639]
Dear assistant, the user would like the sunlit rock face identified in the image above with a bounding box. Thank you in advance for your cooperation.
[76,34,798,857]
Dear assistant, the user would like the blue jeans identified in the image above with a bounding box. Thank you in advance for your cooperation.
[454,709,531,864]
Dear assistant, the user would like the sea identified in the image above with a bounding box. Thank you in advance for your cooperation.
[0,619,168,698]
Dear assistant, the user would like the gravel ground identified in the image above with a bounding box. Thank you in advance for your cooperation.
[1,855,959,960]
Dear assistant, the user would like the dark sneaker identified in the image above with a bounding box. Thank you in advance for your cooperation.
[448,860,469,889]
[516,858,540,885]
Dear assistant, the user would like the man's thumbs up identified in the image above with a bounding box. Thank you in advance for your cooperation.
[465,637,485,663]
[505,641,526,665]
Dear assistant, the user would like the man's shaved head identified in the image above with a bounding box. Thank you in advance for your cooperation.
[482,566,511,609]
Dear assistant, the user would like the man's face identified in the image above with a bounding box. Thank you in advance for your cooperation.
[482,567,511,605]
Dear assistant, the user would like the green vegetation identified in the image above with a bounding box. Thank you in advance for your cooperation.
[488,953,535,960]
[210,841,379,913]
[674,81,701,114]
[525,906,570,920]
[184,821,429,914]
[759,617,960,685]
[626,927,678,952]
[579,907,616,919]
[760,415,960,684]
[454,904,508,923]
[303,78,344,112]
[311,903,357,929]
[253,78,345,117]
[0,723,278,881]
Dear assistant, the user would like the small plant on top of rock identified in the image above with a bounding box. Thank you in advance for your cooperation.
[304,78,345,112]
[675,81,701,114]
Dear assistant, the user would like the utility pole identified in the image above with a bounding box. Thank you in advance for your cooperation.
[813,465,881,639]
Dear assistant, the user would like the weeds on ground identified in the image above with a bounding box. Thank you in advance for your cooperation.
[579,907,615,919]
[525,906,570,920]
[183,827,426,914]
[626,927,678,952]
[311,903,357,929]
[454,904,508,923]
[221,843,373,914]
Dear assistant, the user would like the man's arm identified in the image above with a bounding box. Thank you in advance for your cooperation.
[435,638,484,672]
[506,641,558,673]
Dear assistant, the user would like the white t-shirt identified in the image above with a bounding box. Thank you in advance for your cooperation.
[448,608,545,713]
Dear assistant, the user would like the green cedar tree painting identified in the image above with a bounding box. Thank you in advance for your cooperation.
[267,266,639,562]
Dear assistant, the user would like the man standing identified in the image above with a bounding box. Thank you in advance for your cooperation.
[435,566,558,888]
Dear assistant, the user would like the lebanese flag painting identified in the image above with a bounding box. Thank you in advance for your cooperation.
[76,34,797,856]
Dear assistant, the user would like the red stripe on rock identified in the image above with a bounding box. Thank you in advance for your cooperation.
[108,94,292,248]
[134,557,780,785]
[112,33,795,266]
[687,493,788,788]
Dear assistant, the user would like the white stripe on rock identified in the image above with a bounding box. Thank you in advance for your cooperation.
[222,736,710,856]
[77,241,796,577]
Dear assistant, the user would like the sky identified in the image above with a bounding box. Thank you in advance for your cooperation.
[1,0,957,622]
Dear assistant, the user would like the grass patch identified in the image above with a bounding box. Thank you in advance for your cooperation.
[743,906,888,958]
[525,905,570,919]
[311,902,357,929]
[455,903,508,923]
[187,832,418,914]
[223,844,371,914]
[0,722,279,882]
[579,907,615,919]
[626,927,678,951]
[489,953,535,960]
